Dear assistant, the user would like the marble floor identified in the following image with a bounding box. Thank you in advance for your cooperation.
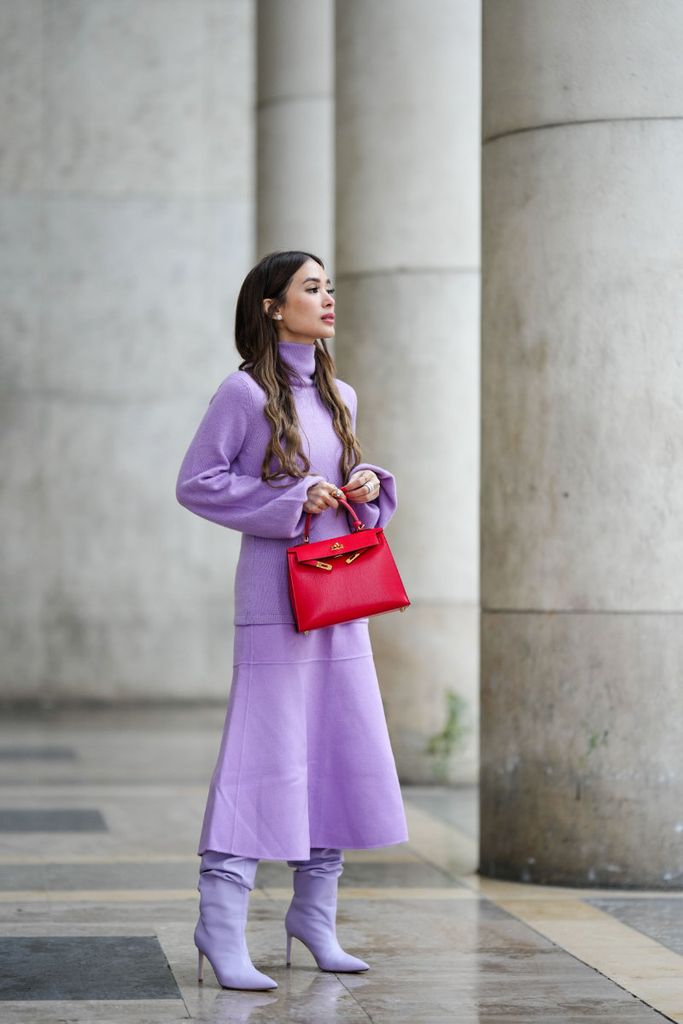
[0,703,682,1023]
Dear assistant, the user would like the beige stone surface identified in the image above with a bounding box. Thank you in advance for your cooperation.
[0,0,255,699]
[336,0,479,271]
[480,611,683,887]
[482,121,683,612]
[481,0,683,887]
[42,0,253,197]
[483,0,683,140]
[0,0,43,190]
[257,0,333,261]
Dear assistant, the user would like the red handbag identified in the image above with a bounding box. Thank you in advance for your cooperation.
[286,494,410,634]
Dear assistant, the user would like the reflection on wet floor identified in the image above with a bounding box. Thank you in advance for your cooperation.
[0,707,681,1023]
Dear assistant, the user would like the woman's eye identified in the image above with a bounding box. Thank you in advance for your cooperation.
[327,288,335,295]
[306,287,318,293]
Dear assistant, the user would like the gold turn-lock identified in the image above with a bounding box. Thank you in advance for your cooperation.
[309,551,368,569]
[345,550,363,564]
[330,541,343,551]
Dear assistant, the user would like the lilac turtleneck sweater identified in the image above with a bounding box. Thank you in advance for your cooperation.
[176,340,398,624]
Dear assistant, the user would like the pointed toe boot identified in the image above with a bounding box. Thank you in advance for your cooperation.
[194,851,277,991]
[284,869,369,973]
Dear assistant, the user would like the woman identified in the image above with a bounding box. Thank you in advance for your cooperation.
[176,250,409,991]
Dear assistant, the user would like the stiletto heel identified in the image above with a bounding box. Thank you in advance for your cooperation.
[197,949,204,982]
[286,931,292,966]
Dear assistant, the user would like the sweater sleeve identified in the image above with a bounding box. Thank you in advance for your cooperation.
[343,384,398,530]
[176,372,325,539]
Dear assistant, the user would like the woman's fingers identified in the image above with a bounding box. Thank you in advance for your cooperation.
[304,480,340,513]
[341,471,379,502]
[305,474,379,514]
[341,480,361,498]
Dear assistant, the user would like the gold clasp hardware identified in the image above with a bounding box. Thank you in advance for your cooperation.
[313,560,333,571]
[345,550,363,564]
[330,541,343,551]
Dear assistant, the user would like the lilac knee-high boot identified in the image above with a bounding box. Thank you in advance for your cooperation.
[194,849,278,990]
[284,847,369,972]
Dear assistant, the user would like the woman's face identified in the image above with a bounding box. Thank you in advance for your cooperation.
[265,259,336,344]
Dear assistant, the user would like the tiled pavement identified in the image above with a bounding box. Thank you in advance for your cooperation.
[0,704,682,1023]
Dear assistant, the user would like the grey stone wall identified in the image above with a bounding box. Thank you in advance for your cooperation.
[1,0,255,699]
[480,0,683,885]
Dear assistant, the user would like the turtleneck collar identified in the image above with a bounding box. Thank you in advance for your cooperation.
[278,340,316,387]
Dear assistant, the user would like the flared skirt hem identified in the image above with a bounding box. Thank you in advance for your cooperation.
[196,620,409,860]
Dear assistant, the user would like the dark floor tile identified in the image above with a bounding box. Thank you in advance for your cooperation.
[0,936,182,1000]
[341,860,462,888]
[587,896,683,955]
[0,858,199,894]
[0,746,78,761]
[0,809,107,832]
[255,858,461,889]
[253,861,293,888]
[44,860,197,891]
[0,864,46,892]
[474,1016,661,1023]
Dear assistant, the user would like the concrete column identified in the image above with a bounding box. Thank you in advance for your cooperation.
[335,1,481,782]
[1,0,255,700]
[481,0,683,886]
[257,0,333,264]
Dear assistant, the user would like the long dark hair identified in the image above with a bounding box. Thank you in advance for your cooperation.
[234,250,363,487]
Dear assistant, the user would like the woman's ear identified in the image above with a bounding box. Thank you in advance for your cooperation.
[263,299,283,321]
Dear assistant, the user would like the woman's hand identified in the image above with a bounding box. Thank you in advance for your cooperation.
[341,470,380,504]
[303,480,345,514]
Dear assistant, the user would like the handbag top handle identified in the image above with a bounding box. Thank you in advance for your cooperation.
[303,493,365,543]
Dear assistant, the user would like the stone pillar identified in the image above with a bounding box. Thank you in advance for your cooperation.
[481,0,683,886]
[335,1,481,781]
[0,0,255,700]
[257,0,334,264]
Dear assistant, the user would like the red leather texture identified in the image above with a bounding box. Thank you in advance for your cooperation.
[286,496,410,632]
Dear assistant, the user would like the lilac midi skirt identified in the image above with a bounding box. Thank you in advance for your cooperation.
[197,618,409,861]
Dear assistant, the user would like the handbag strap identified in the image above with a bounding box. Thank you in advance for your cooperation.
[303,493,365,543]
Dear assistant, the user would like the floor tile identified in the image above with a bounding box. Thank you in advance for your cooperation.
[0,809,107,832]
[0,706,679,1023]
[588,897,683,956]
[0,935,182,1000]
[0,746,78,761]
[255,858,461,890]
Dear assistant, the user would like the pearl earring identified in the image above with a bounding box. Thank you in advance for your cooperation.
[274,314,283,320]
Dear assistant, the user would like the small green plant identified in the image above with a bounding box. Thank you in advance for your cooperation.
[425,689,470,780]
[586,729,609,754]
[576,727,609,772]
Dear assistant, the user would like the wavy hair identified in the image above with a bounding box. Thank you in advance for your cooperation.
[234,250,363,491]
